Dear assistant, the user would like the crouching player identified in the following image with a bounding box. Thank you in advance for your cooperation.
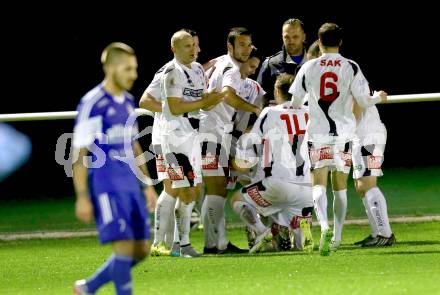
[230,73,314,253]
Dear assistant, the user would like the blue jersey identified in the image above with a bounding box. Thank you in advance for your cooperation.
[73,84,140,194]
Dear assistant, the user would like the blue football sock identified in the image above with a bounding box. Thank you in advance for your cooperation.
[86,254,115,293]
[109,254,134,295]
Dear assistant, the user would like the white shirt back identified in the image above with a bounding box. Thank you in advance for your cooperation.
[237,102,311,184]
[234,78,265,133]
[356,105,387,144]
[289,53,375,144]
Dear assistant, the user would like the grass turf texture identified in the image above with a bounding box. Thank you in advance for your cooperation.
[1,222,439,295]
[1,166,440,233]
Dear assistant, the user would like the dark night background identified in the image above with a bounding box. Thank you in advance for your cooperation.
[1,3,439,199]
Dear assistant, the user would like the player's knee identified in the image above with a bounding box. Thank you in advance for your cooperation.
[355,182,370,197]
[355,177,377,197]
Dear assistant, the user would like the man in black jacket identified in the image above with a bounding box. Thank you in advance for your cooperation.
[257,18,307,105]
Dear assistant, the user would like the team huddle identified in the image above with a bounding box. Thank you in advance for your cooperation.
[72,20,395,295]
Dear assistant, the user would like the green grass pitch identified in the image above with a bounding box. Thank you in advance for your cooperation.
[1,222,439,295]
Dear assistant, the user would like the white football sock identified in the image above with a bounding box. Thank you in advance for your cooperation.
[153,191,176,245]
[175,201,195,246]
[233,200,267,235]
[201,195,225,248]
[332,189,347,242]
[362,196,378,237]
[312,185,329,231]
[217,214,229,250]
[364,187,392,237]
[173,199,181,244]
[165,199,179,247]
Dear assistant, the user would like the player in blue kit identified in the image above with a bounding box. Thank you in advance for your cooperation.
[72,42,156,295]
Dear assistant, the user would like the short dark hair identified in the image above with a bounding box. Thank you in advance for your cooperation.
[318,23,342,47]
[275,73,295,101]
[101,42,135,65]
[283,18,305,32]
[227,27,251,46]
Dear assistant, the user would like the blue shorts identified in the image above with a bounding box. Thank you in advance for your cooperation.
[91,190,150,244]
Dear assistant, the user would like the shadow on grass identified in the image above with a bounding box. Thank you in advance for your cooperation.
[396,240,440,246]
[377,250,440,255]
[338,239,440,251]
[334,240,440,256]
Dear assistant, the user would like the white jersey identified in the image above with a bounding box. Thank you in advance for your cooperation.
[289,52,381,144]
[234,78,265,133]
[237,102,311,184]
[145,61,172,145]
[160,58,207,135]
[200,54,246,133]
[356,105,387,145]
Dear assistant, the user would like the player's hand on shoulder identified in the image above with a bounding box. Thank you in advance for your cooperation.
[254,107,262,116]
[374,90,388,103]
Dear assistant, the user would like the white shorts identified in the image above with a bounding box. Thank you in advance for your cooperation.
[352,139,385,179]
[308,141,352,174]
[240,177,313,218]
[152,144,169,182]
[161,132,202,189]
[199,127,232,177]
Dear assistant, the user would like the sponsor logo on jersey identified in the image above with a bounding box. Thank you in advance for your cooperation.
[367,155,382,169]
[320,59,341,67]
[167,166,184,181]
[246,186,272,207]
[183,88,203,98]
[106,107,116,117]
[202,155,219,170]
[106,124,136,144]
